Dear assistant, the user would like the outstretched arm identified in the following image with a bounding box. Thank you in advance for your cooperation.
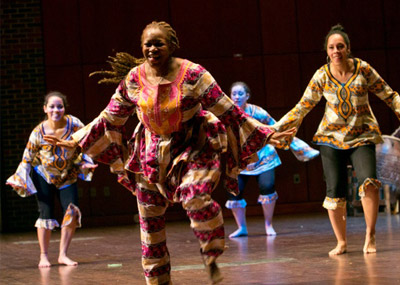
[43,135,78,149]
[43,135,98,169]
[268,127,297,146]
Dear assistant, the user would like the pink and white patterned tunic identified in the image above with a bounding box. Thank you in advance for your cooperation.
[72,59,273,201]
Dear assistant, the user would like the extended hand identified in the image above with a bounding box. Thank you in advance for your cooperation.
[268,127,297,146]
[81,162,98,169]
[43,135,78,149]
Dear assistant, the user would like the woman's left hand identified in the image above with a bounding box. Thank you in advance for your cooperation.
[268,127,296,146]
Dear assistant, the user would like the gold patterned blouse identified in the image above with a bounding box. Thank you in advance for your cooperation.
[274,58,400,149]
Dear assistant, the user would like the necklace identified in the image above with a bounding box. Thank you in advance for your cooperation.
[156,76,164,85]
[146,60,173,85]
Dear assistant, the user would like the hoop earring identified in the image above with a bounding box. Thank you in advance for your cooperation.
[326,56,331,64]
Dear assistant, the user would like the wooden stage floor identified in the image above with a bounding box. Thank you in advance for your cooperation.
[1,212,399,284]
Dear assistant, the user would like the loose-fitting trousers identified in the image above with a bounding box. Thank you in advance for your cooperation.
[135,174,225,285]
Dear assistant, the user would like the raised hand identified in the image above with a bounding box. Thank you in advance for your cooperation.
[43,135,78,149]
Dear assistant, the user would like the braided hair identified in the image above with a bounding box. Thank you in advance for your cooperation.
[90,21,180,85]
[89,52,144,85]
[142,21,180,51]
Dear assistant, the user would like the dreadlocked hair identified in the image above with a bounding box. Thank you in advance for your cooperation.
[142,21,180,50]
[89,52,145,85]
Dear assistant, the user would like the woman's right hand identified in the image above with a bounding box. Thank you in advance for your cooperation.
[43,135,78,149]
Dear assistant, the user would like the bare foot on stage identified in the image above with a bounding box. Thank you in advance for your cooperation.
[38,253,52,268]
[58,255,78,266]
[229,228,248,238]
[363,233,376,254]
[266,225,277,236]
[329,242,347,256]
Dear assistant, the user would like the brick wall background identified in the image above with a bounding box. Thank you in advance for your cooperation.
[1,0,45,231]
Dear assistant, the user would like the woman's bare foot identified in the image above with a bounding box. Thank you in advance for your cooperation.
[39,253,51,268]
[58,254,78,266]
[329,242,347,256]
[229,227,248,238]
[266,225,277,236]
[363,233,376,254]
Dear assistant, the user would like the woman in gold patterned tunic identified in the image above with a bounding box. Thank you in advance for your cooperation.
[7,91,97,267]
[273,24,400,256]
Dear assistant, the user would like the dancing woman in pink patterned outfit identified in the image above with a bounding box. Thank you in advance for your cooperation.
[44,21,295,284]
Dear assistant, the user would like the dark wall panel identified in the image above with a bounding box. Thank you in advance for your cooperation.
[341,0,385,50]
[82,64,116,121]
[45,65,86,121]
[196,56,265,106]
[384,0,400,48]
[298,52,326,91]
[78,0,170,64]
[42,0,81,66]
[264,54,302,109]
[86,164,137,217]
[386,50,400,88]
[260,0,298,54]
[306,155,325,202]
[170,0,261,59]
[296,0,342,52]
[275,150,309,203]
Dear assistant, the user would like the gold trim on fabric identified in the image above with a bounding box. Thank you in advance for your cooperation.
[322,197,346,210]
[358,178,382,198]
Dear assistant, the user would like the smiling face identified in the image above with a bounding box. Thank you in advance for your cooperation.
[326,33,350,65]
[141,27,173,69]
[230,84,250,109]
[43,95,65,122]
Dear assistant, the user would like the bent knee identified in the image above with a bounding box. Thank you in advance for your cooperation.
[61,203,82,228]
[358,178,381,198]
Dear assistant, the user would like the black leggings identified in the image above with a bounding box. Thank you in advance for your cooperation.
[228,169,275,201]
[32,171,79,219]
[320,144,377,198]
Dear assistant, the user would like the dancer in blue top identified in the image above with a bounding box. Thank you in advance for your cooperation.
[226,81,319,237]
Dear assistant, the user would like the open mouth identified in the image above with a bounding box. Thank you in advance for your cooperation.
[148,53,160,60]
